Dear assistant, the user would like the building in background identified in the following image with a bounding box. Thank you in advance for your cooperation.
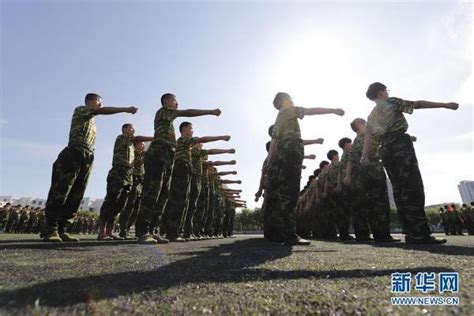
[88,199,104,213]
[458,180,474,204]
[0,195,103,212]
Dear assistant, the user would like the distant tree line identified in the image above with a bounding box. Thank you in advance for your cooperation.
[234,207,448,232]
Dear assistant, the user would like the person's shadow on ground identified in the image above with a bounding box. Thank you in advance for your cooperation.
[0,237,456,309]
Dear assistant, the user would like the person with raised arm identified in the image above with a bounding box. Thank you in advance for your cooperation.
[183,144,235,240]
[264,92,344,245]
[118,141,146,240]
[360,82,458,244]
[42,93,137,242]
[135,93,221,244]
[160,122,231,242]
[97,124,154,240]
[344,118,398,243]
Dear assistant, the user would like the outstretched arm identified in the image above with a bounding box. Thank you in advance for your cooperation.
[132,136,154,142]
[207,149,235,155]
[304,154,316,160]
[224,189,242,193]
[303,107,345,116]
[197,136,231,143]
[413,101,458,110]
[210,160,236,166]
[303,138,324,145]
[176,108,221,117]
[218,171,237,176]
[221,180,242,184]
[95,106,137,115]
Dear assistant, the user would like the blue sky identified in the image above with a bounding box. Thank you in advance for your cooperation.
[1,0,472,208]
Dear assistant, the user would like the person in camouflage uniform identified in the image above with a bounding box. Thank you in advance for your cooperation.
[324,149,353,240]
[303,169,320,238]
[5,207,19,233]
[204,167,219,238]
[97,124,154,240]
[25,209,38,233]
[313,160,337,239]
[222,199,236,238]
[118,141,146,239]
[447,204,463,235]
[135,93,222,244]
[183,144,236,240]
[193,160,236,238]
[337,138,356,239]
[344,118,398,242]
[439,206,450,235]
[296,178,313,239]
[193,158,211,238]
[263,92,345,245]
[0,205,9,232]
[461,204,474,235]
[42,93,137,242]
[160,121,231,241]
[361,82,458,244]
[213,185,226,237]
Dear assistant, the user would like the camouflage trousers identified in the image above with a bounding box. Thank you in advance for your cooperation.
[160,161,192,239]
[99,165,133,230]
[183,174,202,237]
[135,145,175,237]
[316,197,338,238]
[193,180,209,236]
[213,196,225,236]
[222,206,235,237]
[44,146,94,232]
[204,186,216,236]
[297,202,313,239]
[264,139,303,242]
[352,162,391,239]
[326,191,350,238]
[119,175,144,234]
[381,133,431,237]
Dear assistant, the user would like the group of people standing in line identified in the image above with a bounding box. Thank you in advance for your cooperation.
[256,82,459,245]
[41,93,246,244]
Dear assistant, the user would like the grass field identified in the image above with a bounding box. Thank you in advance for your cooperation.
[0,233,472,315]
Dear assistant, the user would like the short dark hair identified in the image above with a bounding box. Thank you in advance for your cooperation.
[338,137,352,149]
[350,118,366,132]
[313,168,321,177]
[366,82,387,100]
[265,141,271,152]
[308,175,315,181]
[161,93,175,106]
[85,93,101,104]
[268,125,274,137]
[122,123,132,130]
[319,160,329,169]
[273,92,291,110]
[327,149,339,160]
[179,121,192,133]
